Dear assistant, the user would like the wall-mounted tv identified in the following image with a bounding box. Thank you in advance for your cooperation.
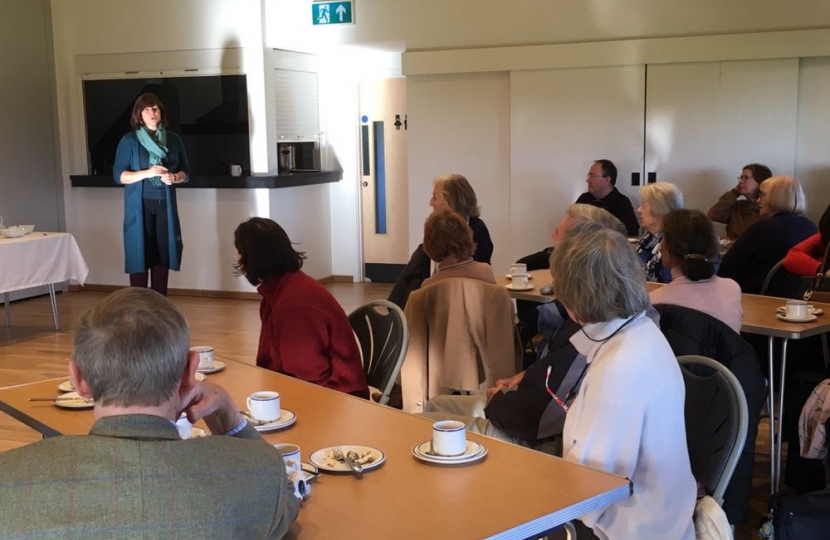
[83,74,251,177]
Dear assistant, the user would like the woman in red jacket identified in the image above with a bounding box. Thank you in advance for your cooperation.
[783,203,830,276]
[234,218,369,398]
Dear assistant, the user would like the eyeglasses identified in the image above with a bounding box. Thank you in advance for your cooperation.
[737,175,755,181]
[758,190,767,199]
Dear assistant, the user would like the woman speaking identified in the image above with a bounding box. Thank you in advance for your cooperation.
[113,92,190,296]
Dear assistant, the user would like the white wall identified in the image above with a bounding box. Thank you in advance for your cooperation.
[796,57,830,223]
[402,0,830,50]
[407,73,511,272]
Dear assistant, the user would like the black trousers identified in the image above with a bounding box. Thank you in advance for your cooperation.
[128,197,171,296]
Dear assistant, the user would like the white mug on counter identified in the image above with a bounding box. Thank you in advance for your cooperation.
[190,346,214,369]
[230,164,242,177]
[432,420,467,456]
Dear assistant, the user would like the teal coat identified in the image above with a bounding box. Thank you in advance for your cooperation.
[113,131,190,273]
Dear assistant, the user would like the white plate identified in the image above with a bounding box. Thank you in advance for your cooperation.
[196,360,226,374]
[57,380,75,393]
[191,427,208,438]
[776,313,818,323]
[53,391,95,409]
[412,440,487,465]
[250,409,297,432]
[504,274,533,280]
[505,283,535,292]
[309,445,385,473]
[776,306,823,316]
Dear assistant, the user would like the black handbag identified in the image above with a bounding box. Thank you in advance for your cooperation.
[761,487,830,540]
[799,240,830,303]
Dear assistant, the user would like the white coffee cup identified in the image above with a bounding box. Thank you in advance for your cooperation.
[191,346,214,369]
[274,443,302,475]
[786,299,810,320]
[176,413,193,440]
[230,164,242,177]
[247,391,281,422]
[509,263,527,276]
[512,273,530,288]
[432,420,467,456]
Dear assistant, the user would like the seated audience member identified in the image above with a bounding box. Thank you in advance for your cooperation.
[650,209,743,333]
[708,163,773,240]
[420,211,627,455]
[552,223,696,540]
[636,182,684,283]
[719,176,817,295]
[235,217,369,399]
[421,210,495,288]
[0,288,299,538]
[783,201,830,276]
[387,173,491,309]
[575,159,640,236]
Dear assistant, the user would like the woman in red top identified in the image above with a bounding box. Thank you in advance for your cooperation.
[784,203,830,276]
[234,218,369,398]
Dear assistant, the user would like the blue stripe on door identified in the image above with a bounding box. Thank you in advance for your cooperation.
[373,121,387,234]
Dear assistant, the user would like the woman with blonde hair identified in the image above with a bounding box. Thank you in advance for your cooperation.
[719,176,817,294]
[430,174,493,264]
[636,182,684,282]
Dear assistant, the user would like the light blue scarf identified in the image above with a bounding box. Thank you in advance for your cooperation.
[136,126,168,187]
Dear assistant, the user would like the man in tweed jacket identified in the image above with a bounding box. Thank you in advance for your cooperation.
[0,288,299,539]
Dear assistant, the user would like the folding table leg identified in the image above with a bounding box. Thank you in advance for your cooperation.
[767,336,776,494]
[3,292,9,328]
[774,338,789,493]
[48,283,60,331]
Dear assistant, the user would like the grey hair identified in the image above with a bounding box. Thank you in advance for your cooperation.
[551,222,649,323]
[73,288,190,407]
[638,182,684,218]
[762,176,807,215]
[566,204,627,236]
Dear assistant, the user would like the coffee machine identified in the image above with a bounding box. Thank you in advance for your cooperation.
[278,142,319,173]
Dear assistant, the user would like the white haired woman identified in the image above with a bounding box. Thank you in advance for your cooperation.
[636,182,684,283]
[551,222,696,540]
[719,175,817,295]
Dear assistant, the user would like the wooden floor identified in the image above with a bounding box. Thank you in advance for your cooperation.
[0,284,770,538]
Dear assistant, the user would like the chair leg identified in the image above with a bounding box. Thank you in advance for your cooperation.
[822,333,830,372]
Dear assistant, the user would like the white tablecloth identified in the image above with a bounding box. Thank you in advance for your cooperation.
[0,233,89,294]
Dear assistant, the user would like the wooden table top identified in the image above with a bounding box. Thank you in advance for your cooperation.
[0,360,631,540]
[498,272,830,341]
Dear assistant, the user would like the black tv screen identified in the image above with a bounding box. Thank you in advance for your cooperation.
[83,74,251,177]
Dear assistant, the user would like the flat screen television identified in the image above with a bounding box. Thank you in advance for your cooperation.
[83,74,251,177]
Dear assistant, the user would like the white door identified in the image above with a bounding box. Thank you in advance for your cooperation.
[508,65,646,264]
[359,78,409,270]
[645,59,799,224]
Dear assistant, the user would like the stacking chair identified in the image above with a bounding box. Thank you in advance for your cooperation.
[678,354,749,506]
[347,300,409,406]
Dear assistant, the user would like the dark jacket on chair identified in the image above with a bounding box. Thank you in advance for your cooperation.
[655,303,766,525]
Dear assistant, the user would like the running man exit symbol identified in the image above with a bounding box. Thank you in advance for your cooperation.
[312,1,354,25]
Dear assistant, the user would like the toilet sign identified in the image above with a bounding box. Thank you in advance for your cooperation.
[312,1,354,25]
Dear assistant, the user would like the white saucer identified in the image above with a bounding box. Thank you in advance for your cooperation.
[57,380,75,393]
[309,445,385,473]
[249,409,297,432]
[53,391,95,409]
[776,313,818,323]
[506,283,535,292]
[504,274,533,280]
[412,440,487,465]
[191,427,208,438]
[196,360,226,374]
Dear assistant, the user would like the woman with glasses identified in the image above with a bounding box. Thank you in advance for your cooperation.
[707,163,773,240]
[636,182,684,283]
[551,222,696,540]
[719,176,817,295]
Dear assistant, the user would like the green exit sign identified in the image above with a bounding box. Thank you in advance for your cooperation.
[312,1,354,26]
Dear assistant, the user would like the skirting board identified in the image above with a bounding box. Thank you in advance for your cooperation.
[68,275,355,300]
